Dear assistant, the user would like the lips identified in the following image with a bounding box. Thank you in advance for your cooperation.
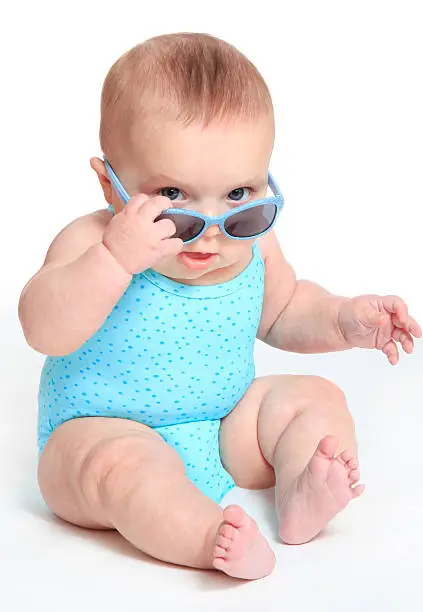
[184,252,215,259]
[178,251,217,270]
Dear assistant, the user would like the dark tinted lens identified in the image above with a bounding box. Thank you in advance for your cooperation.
[155,213,205,242]
[224,204,277,238]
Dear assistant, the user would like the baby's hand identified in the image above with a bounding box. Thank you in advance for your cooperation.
[102,194,184,274]
[338,295,422,365]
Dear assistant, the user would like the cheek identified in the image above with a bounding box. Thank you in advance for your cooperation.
[225,240,254,262]
[235,239,255,253]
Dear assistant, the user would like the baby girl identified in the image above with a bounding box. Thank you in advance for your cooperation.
[19,32,421,580]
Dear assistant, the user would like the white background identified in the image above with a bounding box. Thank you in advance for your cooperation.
[1,1,423,611]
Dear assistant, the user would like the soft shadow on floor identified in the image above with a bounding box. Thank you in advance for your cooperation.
[22,492,251,584]
[25,501,157,563]
[21,486,288,589]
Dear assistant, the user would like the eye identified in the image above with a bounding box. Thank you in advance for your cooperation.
[228,187,251,202]
[160,187,183,202]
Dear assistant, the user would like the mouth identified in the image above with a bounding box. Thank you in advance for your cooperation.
[178,251,217,270]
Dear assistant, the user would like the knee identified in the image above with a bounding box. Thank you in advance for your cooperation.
[309,376,347,405]
[305,376,352,422]
[283,375,350,419]
[78,433,183,510]
[262,375,350,423]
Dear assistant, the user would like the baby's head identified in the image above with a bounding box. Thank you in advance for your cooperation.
[91,33,275,284]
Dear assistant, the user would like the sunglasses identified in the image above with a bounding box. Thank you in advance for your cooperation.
[103,156,284,244]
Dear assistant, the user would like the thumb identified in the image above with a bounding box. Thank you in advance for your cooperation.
[367,311,389,327]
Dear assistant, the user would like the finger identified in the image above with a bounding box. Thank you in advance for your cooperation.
[382,339,399,365]
[125,193,150,213]
[407,317,422,338]
[392,327,414,353]
[160,237,184,257]
[392,314,422,338]
[154,217,178,239]
[381,295,408,325]
[142,196,175,221]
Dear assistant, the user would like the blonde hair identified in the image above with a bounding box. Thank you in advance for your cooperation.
[99,32,274,167]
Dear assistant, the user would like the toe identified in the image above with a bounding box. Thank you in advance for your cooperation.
[316,435,339,460]
[214,544,227,558]
[337,450,356,466]
[223,505,248,529]
[220,523,235,540]
[213,557,227,571]
[351,483,365,497]
[346,458,359,470]
[349,469,360,483]
[216,534,231,550]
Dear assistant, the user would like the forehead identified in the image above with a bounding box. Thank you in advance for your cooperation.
[127,115,274,188]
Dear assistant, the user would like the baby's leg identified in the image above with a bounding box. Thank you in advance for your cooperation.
[38,417,274,579]
[220,375,364,545]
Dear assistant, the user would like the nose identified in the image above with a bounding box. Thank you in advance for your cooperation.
[201,222,222,239]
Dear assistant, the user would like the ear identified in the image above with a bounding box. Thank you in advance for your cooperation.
[90,157,114,205]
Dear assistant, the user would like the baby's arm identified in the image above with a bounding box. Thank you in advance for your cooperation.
[18,211,132,355]
[258,230,348,353]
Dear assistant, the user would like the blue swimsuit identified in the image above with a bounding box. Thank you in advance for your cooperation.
[38,240,265,503]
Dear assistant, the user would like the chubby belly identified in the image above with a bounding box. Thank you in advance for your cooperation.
[39,277,261,430]
[39,332,256,428]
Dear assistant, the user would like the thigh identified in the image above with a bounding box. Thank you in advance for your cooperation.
[38,417,180,529]
[219,374,350,489]
[219,375,279,490]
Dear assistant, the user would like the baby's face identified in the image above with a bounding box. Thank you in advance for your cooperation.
[109,114,275,285]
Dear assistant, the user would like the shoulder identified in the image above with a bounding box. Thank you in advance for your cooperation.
[41,208,112,271]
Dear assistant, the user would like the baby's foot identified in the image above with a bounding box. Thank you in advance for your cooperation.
[212,505,275,580]
[278,435,365,545]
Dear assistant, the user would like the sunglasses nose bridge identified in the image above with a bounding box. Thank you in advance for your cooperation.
[201,215,225,238]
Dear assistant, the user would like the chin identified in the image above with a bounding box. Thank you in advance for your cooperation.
[176,265,219,279]
[164,259,225,283]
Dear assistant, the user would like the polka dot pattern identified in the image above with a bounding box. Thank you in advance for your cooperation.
[38,241,264,503]
[156,419,235,502]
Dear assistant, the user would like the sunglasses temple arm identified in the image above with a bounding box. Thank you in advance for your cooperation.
[268,171,282,198]
[103,156,131,205]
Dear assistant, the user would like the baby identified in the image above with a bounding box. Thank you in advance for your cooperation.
[19,33,421,581]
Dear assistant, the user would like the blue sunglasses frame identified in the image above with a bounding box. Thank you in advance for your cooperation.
[103,156,284,244]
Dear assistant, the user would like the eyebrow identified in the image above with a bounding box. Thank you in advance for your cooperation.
[146,173,267,190]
